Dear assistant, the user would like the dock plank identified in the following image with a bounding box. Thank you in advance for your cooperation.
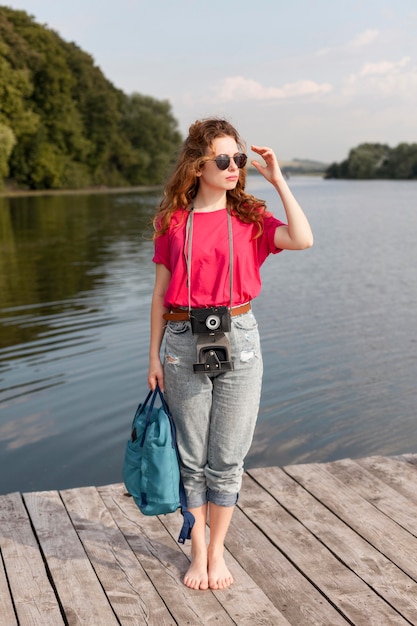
[239,473,409,625]
[0,548,18,626]
[285,461,417,582]
[60,485,176,625]
[0,492,64,625]
[225,505,349,625]
[250,465,417,625]
[357,454,417,504]
[23,490,119,625]
[324,457,417,536]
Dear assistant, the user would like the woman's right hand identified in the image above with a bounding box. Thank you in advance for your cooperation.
[148,356,164,391]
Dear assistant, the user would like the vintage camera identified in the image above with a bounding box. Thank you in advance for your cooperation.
[190,306,231,334]
[190,307,234,374]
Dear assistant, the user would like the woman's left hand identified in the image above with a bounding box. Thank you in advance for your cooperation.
[250,145,283,186]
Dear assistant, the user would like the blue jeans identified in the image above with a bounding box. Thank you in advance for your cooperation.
[163,311,263,508]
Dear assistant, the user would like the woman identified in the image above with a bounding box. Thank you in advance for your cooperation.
[148,118,313,591]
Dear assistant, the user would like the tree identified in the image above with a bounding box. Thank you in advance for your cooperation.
[0,123,16,187]
[346,143,390,179]
[387,143,417,179]
[121,94,182,185]
[0,7,183,190]
[325,142,417,180]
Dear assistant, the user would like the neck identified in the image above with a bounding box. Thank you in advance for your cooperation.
[192,190,227,212]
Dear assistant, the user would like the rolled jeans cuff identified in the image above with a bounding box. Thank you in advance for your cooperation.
[186,489,239,509]
[208,488,238,507]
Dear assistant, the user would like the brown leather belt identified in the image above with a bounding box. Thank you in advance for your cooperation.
[163,302,251,322]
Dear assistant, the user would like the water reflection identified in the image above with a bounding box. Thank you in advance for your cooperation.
[0,411,58,450]
[0,192,157,349]
[0,191,159,492]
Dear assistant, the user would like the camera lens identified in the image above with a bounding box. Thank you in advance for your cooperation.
[206,315,220,330]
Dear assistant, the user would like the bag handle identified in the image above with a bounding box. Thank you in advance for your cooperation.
[139,385,163,446]
[140,384,169,417]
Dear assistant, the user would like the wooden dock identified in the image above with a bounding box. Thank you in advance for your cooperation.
[1,454,417,625]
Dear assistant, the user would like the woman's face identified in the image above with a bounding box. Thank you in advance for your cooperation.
[197,135,242,193]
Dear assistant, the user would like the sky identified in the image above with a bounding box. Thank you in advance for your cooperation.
[3,0,417,163]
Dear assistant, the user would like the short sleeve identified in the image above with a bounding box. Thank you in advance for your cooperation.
[152,231,171,271]
[257,213,286,265]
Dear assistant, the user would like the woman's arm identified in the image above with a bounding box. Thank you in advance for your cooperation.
[148,263,171,391]
[251,145,314,250]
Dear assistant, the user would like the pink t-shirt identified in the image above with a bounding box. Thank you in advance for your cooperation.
[153,208,285,308]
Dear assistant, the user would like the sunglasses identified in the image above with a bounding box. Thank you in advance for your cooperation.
[209,153,248,170]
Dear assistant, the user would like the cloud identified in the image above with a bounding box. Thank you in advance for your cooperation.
[211,76,333,103]
[347,28,379,49]
[343,56,417,98]
[315,28,379,58]
[359,56,410,77]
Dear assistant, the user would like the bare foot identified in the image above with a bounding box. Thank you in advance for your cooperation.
[208,549,234,590]
[183,551,209,590]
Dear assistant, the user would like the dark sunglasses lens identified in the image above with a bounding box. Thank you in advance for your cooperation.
[213,153,247,169]
[234,153,247,168]
[214,156,230,170]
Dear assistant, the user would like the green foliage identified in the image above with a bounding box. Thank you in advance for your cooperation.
[0,7,182,190]
[0,123,16,187]
[325,142,417,180]
[121,94,182,185]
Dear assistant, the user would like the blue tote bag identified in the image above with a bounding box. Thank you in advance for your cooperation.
[122,384,194,543]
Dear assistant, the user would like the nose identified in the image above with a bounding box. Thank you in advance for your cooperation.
[228,157,238,170]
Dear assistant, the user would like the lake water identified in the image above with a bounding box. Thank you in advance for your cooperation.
[1,176,417,495]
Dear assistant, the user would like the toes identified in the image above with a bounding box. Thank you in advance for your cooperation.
[184,573,209,590]
[209,574,233,590]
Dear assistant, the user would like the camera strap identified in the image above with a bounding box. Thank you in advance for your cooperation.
[184,207,233,313]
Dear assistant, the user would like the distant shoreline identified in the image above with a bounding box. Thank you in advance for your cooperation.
[0,173,326,199]
[1,165,328,199]
[0,185,162,199]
